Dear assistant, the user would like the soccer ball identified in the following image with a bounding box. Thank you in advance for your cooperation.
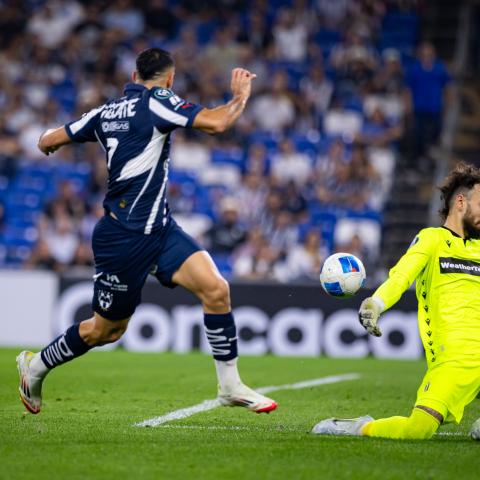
[320,253,366,298]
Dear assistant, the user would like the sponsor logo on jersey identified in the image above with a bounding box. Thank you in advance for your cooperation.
[439,257,480,276]
[154,88,173,99]
[101,121,130,132]
[100,98,139,120]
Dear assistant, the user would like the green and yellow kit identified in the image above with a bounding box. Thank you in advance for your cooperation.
[374,226,480,422]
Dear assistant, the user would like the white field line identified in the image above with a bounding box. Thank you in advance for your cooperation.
[134,373,360,428]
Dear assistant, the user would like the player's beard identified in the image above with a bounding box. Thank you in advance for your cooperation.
[462,205,480,239]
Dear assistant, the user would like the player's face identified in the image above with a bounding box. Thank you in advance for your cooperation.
[462,185,480,239]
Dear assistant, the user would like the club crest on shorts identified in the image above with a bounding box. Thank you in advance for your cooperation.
[98,290,113,311]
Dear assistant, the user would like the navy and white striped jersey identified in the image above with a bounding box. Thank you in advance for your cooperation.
[65,83,203,234]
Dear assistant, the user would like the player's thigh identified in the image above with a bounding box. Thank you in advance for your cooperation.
[92,215,157,320]
[172,250,228,297]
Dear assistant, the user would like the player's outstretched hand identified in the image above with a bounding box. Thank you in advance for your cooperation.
[230,68,257,100]
[359,297,383,337]
[38,129,60,156]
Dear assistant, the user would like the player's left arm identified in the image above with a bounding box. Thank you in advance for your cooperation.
[360,229,437,336]
[38,127,72,156]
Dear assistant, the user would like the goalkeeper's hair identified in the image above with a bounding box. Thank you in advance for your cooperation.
[439,161,480,220]
[136,48,174,81]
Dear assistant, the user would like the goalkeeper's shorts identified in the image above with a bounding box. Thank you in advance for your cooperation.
[415,360,480,423]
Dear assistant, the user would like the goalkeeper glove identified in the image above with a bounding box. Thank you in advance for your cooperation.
[359,297,384,337]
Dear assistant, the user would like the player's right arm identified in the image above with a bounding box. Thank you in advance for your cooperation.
[192,68,256,134]
[360,228,438,336]
[38,127,72,156]
[38,104,104,156]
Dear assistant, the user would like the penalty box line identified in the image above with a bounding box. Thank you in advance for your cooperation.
[134,373,361,428]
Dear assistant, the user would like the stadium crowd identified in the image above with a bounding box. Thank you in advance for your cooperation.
[0,0,451,282]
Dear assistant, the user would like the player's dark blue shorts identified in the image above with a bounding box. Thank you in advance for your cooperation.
[91,214,202,320]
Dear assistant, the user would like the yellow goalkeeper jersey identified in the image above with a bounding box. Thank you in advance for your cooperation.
[374,226,480,367]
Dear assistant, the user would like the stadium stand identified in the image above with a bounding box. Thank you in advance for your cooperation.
[0,0,444,283]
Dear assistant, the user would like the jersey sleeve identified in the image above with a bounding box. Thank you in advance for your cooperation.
[373,228,438,311]
[65,105,104,143]
[148,88,204,131]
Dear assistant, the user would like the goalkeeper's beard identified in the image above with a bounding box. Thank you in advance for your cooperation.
[462,206,480,239]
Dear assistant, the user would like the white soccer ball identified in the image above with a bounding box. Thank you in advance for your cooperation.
[320,252,366,298]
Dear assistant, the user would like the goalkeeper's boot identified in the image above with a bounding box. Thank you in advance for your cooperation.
[470,418,480,440]
[218,383,278,413]
[311,415,374,436]
[16,351,43,414]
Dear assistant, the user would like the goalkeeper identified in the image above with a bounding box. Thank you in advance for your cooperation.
[313,161,480,440]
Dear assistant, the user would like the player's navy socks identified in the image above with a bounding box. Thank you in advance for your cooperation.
[40,324,93,369]
[204,312,238,361]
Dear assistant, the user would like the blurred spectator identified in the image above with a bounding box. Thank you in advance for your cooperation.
[273,8,308,62]
[80,202,104,242]
[0,119,19,179]
[269,210,299,258]
[250,71,295,133]
[70,241,94,269]
[316,138,346,178]
[282,229,329,281]
[207,197,247,254]
[103,0,144,37]
[316,0,353,28]
[43,214,79,267]
[237,11,274,55]
[282,181,308,219]
[0,201,5,231]
[27,1,84,48]
[259,190,283,235]
[323,99,363,140]
[300,64,334,119]
[270,139,312,186]
[144,0,179,39]
[204,27,242,80]
[406,41,452,160]
[236,172,268,226]
[25,239,58,271]
[232,228,277,280]
[243,143,269,176]
[356,106,403,147]
[43,181,87,222]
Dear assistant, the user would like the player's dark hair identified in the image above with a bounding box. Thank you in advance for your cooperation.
[136,48,174,81]
[439,161,480,220]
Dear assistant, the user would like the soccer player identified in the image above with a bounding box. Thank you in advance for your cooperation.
[312,162,480,439]
[17,48,277,415]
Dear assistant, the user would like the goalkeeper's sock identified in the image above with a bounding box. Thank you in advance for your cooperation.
[362,408,440,439]
[40,324,93,370]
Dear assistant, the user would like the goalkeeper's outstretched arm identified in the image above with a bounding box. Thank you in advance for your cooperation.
[38,127,72,156]
[359,229,436,336]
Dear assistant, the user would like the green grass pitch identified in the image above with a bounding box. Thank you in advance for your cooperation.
[1,348,478,480]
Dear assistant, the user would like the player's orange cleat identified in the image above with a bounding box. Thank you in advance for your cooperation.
[16,351,43,414]
[218,383,278,413]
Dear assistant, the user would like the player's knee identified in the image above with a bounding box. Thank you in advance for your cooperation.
[201,276,230,310]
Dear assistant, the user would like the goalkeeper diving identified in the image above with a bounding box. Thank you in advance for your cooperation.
[313,162,480,440]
